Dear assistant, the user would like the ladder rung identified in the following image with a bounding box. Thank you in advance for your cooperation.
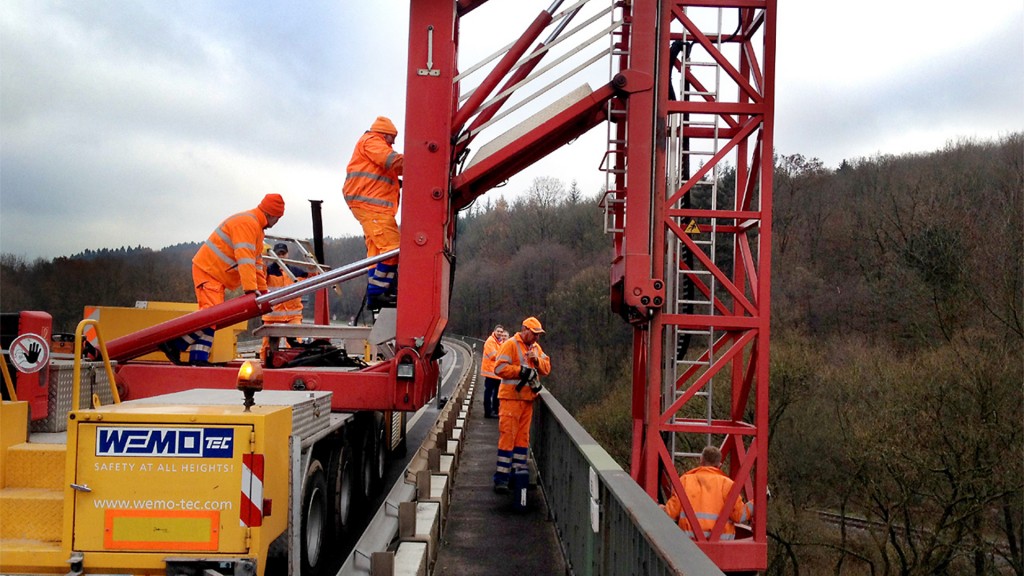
[681,120,718,128]
[678,299,712,306]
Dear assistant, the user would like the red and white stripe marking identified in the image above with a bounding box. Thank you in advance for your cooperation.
[240,454,265,527]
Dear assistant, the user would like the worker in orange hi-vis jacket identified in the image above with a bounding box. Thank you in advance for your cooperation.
[661,445,754,541]
[343,116,404,312]
[480,325,508,419]
[492,317,551,494]
[260,242,311,361]
[159,193,285,366]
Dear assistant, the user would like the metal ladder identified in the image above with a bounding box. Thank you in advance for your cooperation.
[666,5,727,465]
[599,1,628,235]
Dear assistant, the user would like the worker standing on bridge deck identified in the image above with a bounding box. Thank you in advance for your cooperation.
[661,445,753,541]
[159,194,285,366]
[260,242,311,361]
[492,317,551,494]
[480,324,507,418]
[343,116,404,311]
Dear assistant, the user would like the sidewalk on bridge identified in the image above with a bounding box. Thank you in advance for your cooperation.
[433,386,567,576]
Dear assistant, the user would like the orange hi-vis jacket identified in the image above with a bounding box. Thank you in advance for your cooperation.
[663,466,751,540]
[192,208,269,293]
[480,331,503,379]
[343,131,404,216]
[262,270,303,323]
[494,333,551,402]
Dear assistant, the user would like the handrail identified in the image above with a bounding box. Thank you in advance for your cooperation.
[73,319,120,411]
[532,390,726,575]
[0,347,16,401]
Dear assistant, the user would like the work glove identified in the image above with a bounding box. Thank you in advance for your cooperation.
[529,381,542,394]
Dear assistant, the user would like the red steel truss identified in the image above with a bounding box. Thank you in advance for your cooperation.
[606,1,775,571]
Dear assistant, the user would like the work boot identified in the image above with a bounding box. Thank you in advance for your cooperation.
[367,292,398,311]
[493,480,510,495]
[158,341,185,365]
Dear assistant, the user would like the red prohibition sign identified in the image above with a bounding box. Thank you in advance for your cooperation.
[10,333,50,374]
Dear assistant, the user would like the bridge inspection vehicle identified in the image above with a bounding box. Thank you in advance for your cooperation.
[1,0,775,573]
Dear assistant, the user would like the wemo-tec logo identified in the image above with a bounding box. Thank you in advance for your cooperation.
[96,427,233,458]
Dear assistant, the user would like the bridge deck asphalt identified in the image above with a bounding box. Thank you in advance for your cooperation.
[433,386,567,576]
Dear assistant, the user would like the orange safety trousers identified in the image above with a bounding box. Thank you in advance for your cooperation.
[166,264,226,364]
[350,206,400,297]
[350,206,400,265]
[260,316,301,360]
[494,397,533,485]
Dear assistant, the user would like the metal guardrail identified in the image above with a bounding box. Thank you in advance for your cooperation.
[338,337,476,576]
[531,391,725,576]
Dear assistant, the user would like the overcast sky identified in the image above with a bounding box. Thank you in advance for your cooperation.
[1,0,1021,261]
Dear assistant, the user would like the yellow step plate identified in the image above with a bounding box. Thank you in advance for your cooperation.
[5,443,66,490]
[0,539,66,574]
[0,487,63,540]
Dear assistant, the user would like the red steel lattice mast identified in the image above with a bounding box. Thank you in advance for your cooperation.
[607,1,775,571]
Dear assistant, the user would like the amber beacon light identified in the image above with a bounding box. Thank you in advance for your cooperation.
[237,360,264,411]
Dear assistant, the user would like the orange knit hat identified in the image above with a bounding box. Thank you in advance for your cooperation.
[259,193,285,218]
[370,116,398,136]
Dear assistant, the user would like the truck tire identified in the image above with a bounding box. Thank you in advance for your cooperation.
[327,445,354,538]
[373,417,387,485]
[359,430,376,501]
[301,459,328,576]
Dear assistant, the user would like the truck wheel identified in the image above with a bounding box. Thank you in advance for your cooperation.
[327,445,354,537]
[374,418,387,484]
[301,459,328,576]
[359,431,376,500]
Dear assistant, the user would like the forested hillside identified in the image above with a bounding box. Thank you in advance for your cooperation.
[1,134,1020,575]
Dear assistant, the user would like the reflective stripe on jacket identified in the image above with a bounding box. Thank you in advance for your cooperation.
[663,466,750,539]
[343,131,404,216]
[480,332,503,378]
[192,208,268,292]
[494,333,550,402]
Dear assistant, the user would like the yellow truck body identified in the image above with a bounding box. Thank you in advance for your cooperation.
[0,389,346,576]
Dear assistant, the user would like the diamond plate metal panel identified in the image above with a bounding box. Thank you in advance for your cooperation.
[30,361,117,433]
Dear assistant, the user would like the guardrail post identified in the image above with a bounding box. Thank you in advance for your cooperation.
[370,551,394,576]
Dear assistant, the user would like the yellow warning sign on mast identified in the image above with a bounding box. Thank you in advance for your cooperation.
[684,220,702,235]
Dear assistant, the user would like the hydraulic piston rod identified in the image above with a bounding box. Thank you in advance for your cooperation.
[103,249,399,362]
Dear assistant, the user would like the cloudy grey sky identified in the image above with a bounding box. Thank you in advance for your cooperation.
[1,0,1021,260]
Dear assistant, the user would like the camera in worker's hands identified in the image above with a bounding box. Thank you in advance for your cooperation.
[516,366,537,391]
